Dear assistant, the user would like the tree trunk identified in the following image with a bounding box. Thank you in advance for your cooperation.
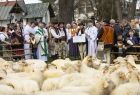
[115,0,123,20]
[59,0,74,23]
[128,0,137,20]
[88,0,95,13]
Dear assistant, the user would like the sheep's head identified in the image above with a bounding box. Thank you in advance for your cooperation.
[18,60,28,66]
[73,61,81,72]
[126,63,136,71]
[102,66,109,74]
[127,70,140,82]
[82,56,101,69]
[24,65,35,73]
[113,57,126,64]
[65,58,71,61]
[103,79,116,95]
[61,63,73,73]
[89,77,116,95]
[132,55,138,61]
[126,55,136,66]
[92,59,101,69]
[61,61,81,73]
[86,56,93,67]
[96,78,116,95]
[117,71,127,80]
[82,56,92,66]
[107,65,118,74]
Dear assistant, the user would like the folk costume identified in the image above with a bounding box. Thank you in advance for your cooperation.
[68,28,79,59]
[50,27,61,59]
[59,27,68,58]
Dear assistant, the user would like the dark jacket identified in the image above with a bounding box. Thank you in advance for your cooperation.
[129,36,139,45]
[122,24,131,38]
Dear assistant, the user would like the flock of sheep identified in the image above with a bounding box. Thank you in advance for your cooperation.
[0,55,140,95]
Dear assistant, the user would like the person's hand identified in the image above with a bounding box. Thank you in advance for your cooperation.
[123,45,127,50]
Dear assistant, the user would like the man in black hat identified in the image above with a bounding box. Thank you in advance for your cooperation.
[97,18,114,64]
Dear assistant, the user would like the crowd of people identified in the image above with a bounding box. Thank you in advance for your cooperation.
[0,18,140,63]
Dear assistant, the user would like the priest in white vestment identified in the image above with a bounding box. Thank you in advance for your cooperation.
[35,22,48,61]
[85,21,98,57]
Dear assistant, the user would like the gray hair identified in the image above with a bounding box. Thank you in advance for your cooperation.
[110,19,116,24]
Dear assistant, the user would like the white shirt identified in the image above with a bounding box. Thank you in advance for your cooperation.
[34,26,39,33]
[85,26,98,41]
[50,28,60,38]
[23,25,35,42]
[0,32,8,42]
[59,28,65,37]
[9,30,15,34]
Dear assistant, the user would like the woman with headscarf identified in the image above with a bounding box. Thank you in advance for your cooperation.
[77,23,86,60]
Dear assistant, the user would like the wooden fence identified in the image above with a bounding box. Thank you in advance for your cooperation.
[0,43,33,61]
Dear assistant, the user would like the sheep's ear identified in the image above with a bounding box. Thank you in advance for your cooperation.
[103,81,109,88]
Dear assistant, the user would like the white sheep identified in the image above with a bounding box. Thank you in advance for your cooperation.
[42,72,110,93]
[108,71,128,86]
[88,77,116,95]
[51,59,71,69]
[36,91,90,95]
[0,69,7,79]
[43,69,65,79]
[7,71,44,88]
[111,83,140,95]
[0,60,14,73]
[0,76,40,93]
[0,84,33,95]
[0,84,15,95]
[42,73,85,91]
[42,77,62,91]
[127,70,140,83]
[12,62,24,72]
[0,58,7,64]
[18,59,47,72]
[80,56,102,78]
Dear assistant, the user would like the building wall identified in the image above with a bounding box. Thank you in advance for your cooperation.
[0,13,23,27]
[23,11,50,26]
[12,13,23,22]
[0,20,10,27]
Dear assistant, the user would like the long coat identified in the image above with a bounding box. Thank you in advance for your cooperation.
[85,26,98,57]
[35,28,48,61]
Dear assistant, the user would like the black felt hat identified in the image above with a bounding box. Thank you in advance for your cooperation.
[103,18,110,24]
